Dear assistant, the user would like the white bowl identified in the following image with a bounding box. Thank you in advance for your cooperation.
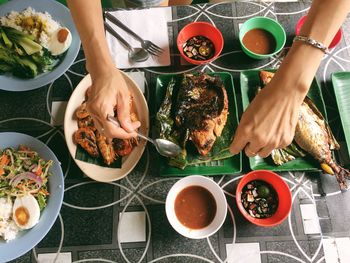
[165,175,227,239]
[64,72,149,182]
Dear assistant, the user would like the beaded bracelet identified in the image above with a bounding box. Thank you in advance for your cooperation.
[293,35,329,54]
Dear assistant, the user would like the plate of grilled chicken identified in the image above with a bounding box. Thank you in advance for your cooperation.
[64,72,149,182]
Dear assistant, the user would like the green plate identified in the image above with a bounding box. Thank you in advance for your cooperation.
[240,70,328,172]
[154,72,242,176]
[332,72,350,156]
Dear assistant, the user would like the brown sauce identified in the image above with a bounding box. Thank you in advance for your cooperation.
[175,186,216,229]
[242,29,276,55]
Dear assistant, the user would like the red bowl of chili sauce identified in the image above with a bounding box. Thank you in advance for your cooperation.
[236,170,292,227]
[177,22,224,65]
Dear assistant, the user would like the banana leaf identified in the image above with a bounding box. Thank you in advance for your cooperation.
[156,73,235,170]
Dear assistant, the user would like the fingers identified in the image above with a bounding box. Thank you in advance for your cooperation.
[244,143,261,158]
[116,93,136,133]
[229,128,248,155]
[256,145,275,158]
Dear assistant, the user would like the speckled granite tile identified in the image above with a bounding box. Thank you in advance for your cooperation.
[0,87,50,122]
[175,5,201,21]
[322,190,350,233]
[223,191,298,238]
[235,1,264,18]
[39,206,114,247]
[78,248,146,263]
[8,251,32,263]
[266,240,323,263]
[149,206,220,262]
[64,182,115,207]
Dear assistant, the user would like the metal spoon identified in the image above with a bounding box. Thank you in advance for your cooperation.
[104,21,149,63]
[107,115,182,158]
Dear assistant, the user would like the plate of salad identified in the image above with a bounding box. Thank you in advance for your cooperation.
[0,132,64,262]
[0,0,80,91]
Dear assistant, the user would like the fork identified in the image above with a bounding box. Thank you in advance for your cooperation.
[105,12,164,57]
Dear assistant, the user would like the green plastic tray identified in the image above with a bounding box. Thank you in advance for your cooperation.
[240,70,328,172]
[332,72,350,156]
[154,72,242,176]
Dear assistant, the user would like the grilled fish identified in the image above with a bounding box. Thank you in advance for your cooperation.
[260,70,350,189]
[174,73,228,156]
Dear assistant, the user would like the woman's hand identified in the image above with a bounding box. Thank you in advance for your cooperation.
[86,67,140,139]
[230,73,308,158]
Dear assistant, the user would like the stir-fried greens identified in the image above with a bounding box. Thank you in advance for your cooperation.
[0,145,52,210]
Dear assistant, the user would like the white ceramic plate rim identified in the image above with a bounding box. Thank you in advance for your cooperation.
[64,72,149,182]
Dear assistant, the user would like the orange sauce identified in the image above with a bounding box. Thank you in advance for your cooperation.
[175,186,216,229]
[242,29,276,55]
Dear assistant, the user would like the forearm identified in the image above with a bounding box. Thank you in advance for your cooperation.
[67,0,114,78]
[273,0,350,96]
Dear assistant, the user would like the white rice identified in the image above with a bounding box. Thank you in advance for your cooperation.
[0,198,19,242]
[0,7,61,48]
[0,219,19,242]
[0,197,12,220]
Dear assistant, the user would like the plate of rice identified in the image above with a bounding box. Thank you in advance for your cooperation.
[0,132,64,262]
[0,0,80,91]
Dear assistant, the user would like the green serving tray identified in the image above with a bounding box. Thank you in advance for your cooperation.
[332,72,350,156]
[154,72,242,176]
[240,70,328,172]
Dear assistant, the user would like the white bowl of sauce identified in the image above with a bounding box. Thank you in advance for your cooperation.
[165,175,227,239]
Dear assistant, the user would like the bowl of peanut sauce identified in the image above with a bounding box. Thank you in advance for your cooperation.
[239,16,286,60]
[165,175,227,239]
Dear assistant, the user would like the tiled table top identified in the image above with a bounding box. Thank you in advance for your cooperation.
[1,1,350,263]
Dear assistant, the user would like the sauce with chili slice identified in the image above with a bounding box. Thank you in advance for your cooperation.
[175,186,216,229]
[242,29,276,55]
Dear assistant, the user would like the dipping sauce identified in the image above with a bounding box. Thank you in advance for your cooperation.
[175,186,216,229]
[183,35,215,61]
[241,180,278,218]
[242,29,276,55]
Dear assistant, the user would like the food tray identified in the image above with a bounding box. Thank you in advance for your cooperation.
[240,70,327,172]
[154,72,242,176]
[331,72,350,157]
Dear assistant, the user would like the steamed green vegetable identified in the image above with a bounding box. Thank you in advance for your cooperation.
[0,26,60,78]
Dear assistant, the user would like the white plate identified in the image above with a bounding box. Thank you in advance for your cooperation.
[64,72,149,182]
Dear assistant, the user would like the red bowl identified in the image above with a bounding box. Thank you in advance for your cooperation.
[295,15,342,49]
[177,22,224,65]
[236,170,292,227]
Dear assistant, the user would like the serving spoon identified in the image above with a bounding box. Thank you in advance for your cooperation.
[107,115,182,158]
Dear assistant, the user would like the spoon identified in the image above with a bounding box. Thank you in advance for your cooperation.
[104,21,149,62]
[107,115,182,158]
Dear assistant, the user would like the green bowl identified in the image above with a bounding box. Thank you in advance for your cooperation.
[239,17,286,60]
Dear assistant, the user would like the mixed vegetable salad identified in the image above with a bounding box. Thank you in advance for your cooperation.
[0,145,52,210]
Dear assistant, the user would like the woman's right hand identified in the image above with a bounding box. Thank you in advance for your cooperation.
[86,66,140,139]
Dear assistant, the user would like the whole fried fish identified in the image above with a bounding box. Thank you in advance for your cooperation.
[174,73,228,156]
[260,70,350,190]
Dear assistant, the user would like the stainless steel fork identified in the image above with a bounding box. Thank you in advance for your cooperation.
[105,12,164,57]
